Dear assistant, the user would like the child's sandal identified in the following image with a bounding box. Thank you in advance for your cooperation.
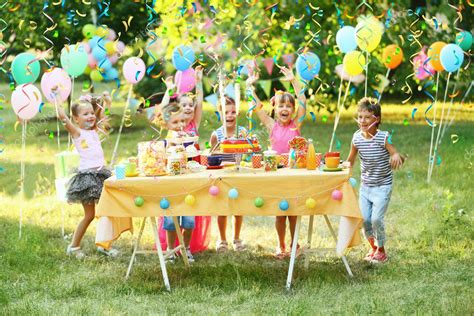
[66,245,85,259]
[274,247,286,260]
[216,240,229,253]
[233,239,245,252]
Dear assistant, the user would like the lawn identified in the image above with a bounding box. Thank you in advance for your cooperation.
[0,85,473,314]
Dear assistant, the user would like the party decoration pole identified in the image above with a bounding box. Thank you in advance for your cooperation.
[328,78,344,151]
[110,84,133,167]
[427,72,440,182]
[234,81,240,138]
[377,68,391,103]
[364,51,369,97]
[429,72,451,182]
[54,98,61,151]
[67,76,75,150]
[329,78,352,152]
[218,70,227,138]
[440,68,461,142]
[19,120,27,239]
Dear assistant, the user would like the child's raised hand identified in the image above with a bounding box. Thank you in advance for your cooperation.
[195,66,203,81]
[164,76,175,91]
[342,161,351,169]
[246,71,259,86]
[390,153,404,170]
[102,91,112,106]
[280,67,295,82]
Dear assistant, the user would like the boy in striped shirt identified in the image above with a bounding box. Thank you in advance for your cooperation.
[344,97,404,263]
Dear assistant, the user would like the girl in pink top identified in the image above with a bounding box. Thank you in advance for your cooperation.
[56,92,115,259]
[247,67,306,259]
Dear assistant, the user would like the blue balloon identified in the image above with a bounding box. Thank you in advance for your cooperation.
[103,67,119,81]
[295,52,321,81]
[349,177,357,187]
[160,198,170,210]
[228,188,239,199]
[98,58,112,70]
[89,36,101,48]
[172,45,195,71]
[336,26,357,53]
[92,46,107,62]
[440,44,464,73]
[279,199,289,211]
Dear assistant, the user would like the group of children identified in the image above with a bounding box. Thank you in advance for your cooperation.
[55,65,404,264]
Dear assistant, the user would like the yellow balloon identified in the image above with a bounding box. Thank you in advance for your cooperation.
[305,198,316,209]
[355,16,383,52]
[105,41,116,55]
[83,65,91,75]
[90,69,103,82]
[95,26,108,37]
[185,194,196,206]
[343,51,366,76]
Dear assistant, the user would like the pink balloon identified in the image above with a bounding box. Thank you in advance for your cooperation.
[123,57,145,84]
[175,68,196,94]
[88,54,97,68]
[331,189,343,201]
[109,54,119,64]
[41,68,72,103]
[414,50,435,81]
[209,185,220,196]
[82,42,91,53]
[11,84,42,120]
[116,41,125,53]
[107,29,117,41]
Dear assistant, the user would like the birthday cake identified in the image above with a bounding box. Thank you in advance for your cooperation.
[220,138,261,153]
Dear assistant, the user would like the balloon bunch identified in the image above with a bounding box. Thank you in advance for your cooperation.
[81,24,124,82]
[171,45,197,94]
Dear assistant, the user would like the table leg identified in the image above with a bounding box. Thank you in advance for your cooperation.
[172,216,190,267]
[304,215,315,269]
[323,215,354,278]
[286,216,302,290]
[150,217,171,291]
[125,217,146,280]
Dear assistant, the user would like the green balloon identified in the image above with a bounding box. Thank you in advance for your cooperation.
[82,24,96,39]
[134,196,144,207]
[254,197,264,208]
[456,31,473,51]
[60,44,88,77]
[11,53,40,84]
[90,70,104,82]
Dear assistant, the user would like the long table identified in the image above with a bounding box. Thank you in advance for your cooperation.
[95,167,362,290]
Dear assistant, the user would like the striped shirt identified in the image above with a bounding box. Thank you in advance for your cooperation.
[352,130,392,187]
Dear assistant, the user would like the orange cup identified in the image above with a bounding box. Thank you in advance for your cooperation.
[325,157,340,168]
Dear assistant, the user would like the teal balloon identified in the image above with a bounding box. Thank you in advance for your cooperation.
[160,198,170,210]
[279,199,289,211]
[60,44,88,77]
[296,52,321,81]
[336,26,357,53]
[172,45,195,71]
[228,188,239,199]
[11,53,40,84]
[455,31,472,51]
[349,177,357,187]
[440,44,464,73]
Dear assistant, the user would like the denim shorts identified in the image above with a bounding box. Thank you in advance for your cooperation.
[163,216,195,231]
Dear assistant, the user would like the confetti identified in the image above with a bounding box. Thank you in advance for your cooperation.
[451,134,459,144]
[321,115,328,123]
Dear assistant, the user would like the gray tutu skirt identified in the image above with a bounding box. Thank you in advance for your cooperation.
[66,168,112,204]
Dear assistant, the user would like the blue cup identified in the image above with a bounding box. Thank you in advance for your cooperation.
[207,156,222,166]
[115,164,126,180]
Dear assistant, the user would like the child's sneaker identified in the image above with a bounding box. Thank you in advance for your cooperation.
[165,250,176,264]
[363,248,377,261]
[97,247,120,257]
[233,239,245,252]
[67,245,85,259]
[216,240,229,253]
[371,251,388,263]
[185,248,195,263]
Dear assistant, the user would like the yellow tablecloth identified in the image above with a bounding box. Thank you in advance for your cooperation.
[96,168,363,255]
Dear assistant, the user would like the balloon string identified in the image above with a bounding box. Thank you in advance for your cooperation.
[67,76,75,150]
[377,68,391,103]
[429,72,451,182]
[446,80,473,131]
[329,77,351,152]
[440,68,461,142]
[427,72,440,183]
[364,51,369,97]
[19,120,27,239]
[110,84,133,167]
[54,98,61,151]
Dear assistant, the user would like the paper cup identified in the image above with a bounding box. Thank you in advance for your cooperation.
[252,154,262,168]
[115,164,126,180]
[200,155,209,167]
[280,153,289,167]
[315,153,322,168]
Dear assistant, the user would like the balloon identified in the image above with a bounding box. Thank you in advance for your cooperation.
[336,26,357,53]
[335,64,366,84]
[254,197,264,208]
[107,29,117,41]
[382,44,403,69]
[185,194,196,206]
[92,45,107,62]
[172,45,195,71]
[349,177,357,187]
[413,50,435,80]
[228,188,239,199]
[115,41,125,53]
[427,41,447,72]
[455,31,472,51]
[295,51,321,81]
[40,68,72,103]
[103,68,118,81]
[88,54,97,68]
[95,26,108,37]
[90,69,103,82]
[440,44,464,73]
[332,189,343,201]
[82,24,96,39]
[84,66,92,75]
[89,36,101,49]
[11,84,42,120]
[105,41,116,55]
[123,57,146,84]
[279,199,289,211]
[343,51,366,76]
[134,196,144,207]
[305,198,316,209]
[175,68,196,94]
[82,42,91,53]
[98,58,112,71]
[355,16,383,52]
[109,54,119,64]
[11,53,41,84]
[60,44,88,77]
[209,185,220,196]
[160,198,170,210]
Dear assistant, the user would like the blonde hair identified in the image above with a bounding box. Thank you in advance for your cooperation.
[71,95,110,133]
[152,102,183,128]
[270,90,295,118]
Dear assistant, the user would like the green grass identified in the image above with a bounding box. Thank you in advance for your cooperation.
[1,92,473,314]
